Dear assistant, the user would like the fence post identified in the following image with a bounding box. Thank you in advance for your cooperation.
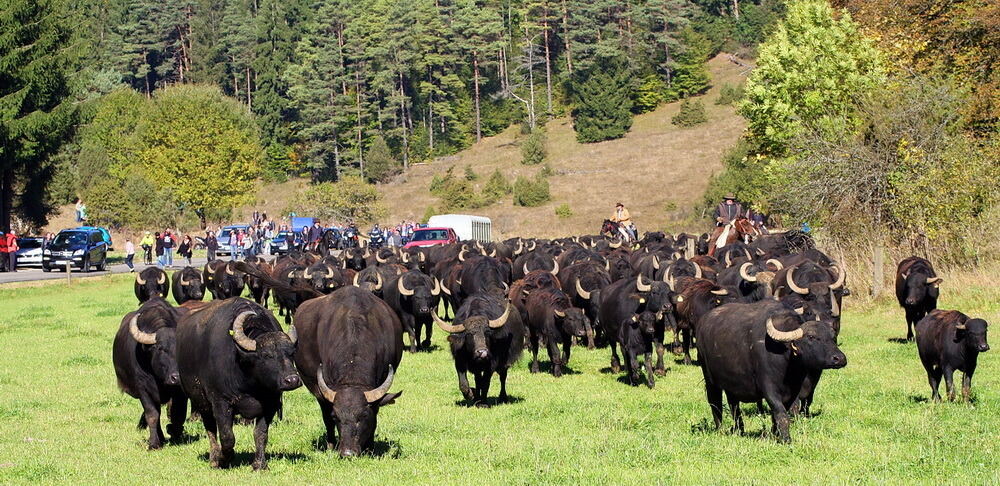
[686,238,695,259]
[66,262,72,285]
[871,246,884,298]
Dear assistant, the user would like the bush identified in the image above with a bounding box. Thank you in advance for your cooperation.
[482,169,511,202]
[570,58,634,143]
[287,176,387,225]
[555,203,573,219]
[633,75,667,114]
[672,99,708,127]
[464,165,479,181]
[513,175,551,207]
[521,130,547,165]
[539,164,555,178]
[429,166,456,195]
[422,206,437,224]
[365,134,401,183]
[716,83,745,105]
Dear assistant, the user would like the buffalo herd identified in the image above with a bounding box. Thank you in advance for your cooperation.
[113,230,989,468]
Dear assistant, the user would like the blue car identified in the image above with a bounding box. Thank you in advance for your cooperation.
[42,227,109,272]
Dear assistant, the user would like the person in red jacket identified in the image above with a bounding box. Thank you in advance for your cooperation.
[0,230,8,272]
[5,230,18,272]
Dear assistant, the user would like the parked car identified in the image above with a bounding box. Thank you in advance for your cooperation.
[269,230,304,255]
[15,237,44,267]
[403,227,459,249]
[42,227,109,272]
[216,225,250,256]
[74,226,113,250]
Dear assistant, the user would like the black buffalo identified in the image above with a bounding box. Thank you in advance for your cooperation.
[203,260,226,299]
[112,298,185,449]
[696,301,846,443]
[176,298,301,470]
[212,261,247,300]
[293,286,404,457]
[560,261,612,348]
[434,293,524,406]
[916,309,989,402]
[599,275,677,384]
[172,266,205,304]
[135,267,169,303]
[384,270,442,353]
[525,287,587,377]
[896,256,943,341]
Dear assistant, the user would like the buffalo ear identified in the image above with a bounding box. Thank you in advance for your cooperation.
[376,391,402,407]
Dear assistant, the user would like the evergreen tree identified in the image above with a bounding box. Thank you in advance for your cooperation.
[0,0,77,231]
[365,134,401,183]
[569,58,634,142]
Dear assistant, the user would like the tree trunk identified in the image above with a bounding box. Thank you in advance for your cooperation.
[542,15,553,117]
[560,0,572,73]
[355,70,364,176]
[473,53,482,142]
[246,67,252,112]
[526,28,536,130]
[733,0,740,19]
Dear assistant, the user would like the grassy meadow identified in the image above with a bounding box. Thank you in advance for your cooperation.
[0,274,998,484]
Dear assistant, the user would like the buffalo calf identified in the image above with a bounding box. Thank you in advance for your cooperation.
[916,310,989,402]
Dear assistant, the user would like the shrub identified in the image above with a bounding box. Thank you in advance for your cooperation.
[569,58,634,143]
[464,164,479,181]
[422,206,437,224]
[429,166,455,195]
[513,175,551,207]
[539,164,555,178]
[482,169,511,202]
[287,176,387,225]
[365,134,401,183]
[521,129,547,165]
[672,99,708,127]
[633,75,667,114]
[555,203,573,219]
[716,83,745,105]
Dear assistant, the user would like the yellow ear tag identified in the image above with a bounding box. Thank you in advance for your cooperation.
[229,330,235,336]
[632,315,638,322]
[676,296,684,302]
[639,298,646,304]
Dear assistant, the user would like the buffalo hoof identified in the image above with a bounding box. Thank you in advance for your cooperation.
[611,364,621,374]
[553,368,562,378]
[147,441,163,451]
[252,461,268,471]
[421,339,432,348]
[461,388,475,401]
[474,401,491,409]
[530,362,539,374]
[654,367,666,377]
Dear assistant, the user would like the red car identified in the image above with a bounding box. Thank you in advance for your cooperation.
[403,227,458,248]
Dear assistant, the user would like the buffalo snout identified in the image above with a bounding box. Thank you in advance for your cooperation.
[282,374,302,390]
[339,448,358,458]
[828,351,847,369]
[474,349,490,360]
[978,343,990,352]
[166,372,180,385]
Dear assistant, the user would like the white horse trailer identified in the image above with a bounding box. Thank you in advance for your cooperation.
[426,214,492,242]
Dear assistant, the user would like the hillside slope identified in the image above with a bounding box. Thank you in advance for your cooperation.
[380,53,748,239]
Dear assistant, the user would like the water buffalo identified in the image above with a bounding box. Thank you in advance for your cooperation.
[525,287,587,377]
[599,275,677,381]
[293,286,404,457]
[135,267,169,303]
[559,261,611,348]
[696,301,846,443]
[896,256,943,341]
[246,259,273,308]
[434,293,524,406]
[384,270,442,353]
[212,261,247,299]
[176,299,301,470]
[172,266,205,304]
[673,279,733,365]
[112,298,185,449]
[203,260,226,299]
[916,310,989,402]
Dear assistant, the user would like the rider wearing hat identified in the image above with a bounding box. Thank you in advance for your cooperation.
[713,193,743,226]
[611,202,636,241]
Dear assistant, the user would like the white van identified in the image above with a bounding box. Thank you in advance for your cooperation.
[426,214,492,242]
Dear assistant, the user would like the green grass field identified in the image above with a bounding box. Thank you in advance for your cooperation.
[0,275,997,484]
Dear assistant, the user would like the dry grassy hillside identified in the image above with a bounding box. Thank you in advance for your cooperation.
[380,53,748,239]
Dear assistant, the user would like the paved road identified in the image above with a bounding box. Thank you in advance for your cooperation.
[0,256,211,285]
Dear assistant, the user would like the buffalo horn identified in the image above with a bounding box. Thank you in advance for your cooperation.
[458,249,468,262]
[352,273,360,287]
[549,259,559,276]
[364,366,395,403]
[135,273,147,285]
[432,311,465,333]
[225,263,235,276]
[636,275,652,293]
[652,256,660,270]
[397,276,415,296]
[325,266,335,279]
[376,253,388,264]
[402,253,410,263]
[766,259,783,271]
[575,279,592,300]
[374,272,383,291]
[287,325,298,345]
[691,261,702,279]
[786,267,809,295]
[739,262,756,282]
[926,276,943,286]
[766,317,803,342]
[232,311,258,352]
[488,304,511,328]
[955,322,966,330]
[724,252,732,268]
[828,263,847,290]
[303,267,313,279]
[441,282,452,295]
[710,288,729,295]
[609,239,621,249]
[830,292,841,317]
[157,272,166,285]
[431,278,441,296]
[554,308,566,318]
[316,364,337,402]
[523,263,531,275]
[419,252,426,262]
[128,314,157,345]
[179,274,189,286]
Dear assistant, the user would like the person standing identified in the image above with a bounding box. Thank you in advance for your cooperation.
[5,230,18,272]
[179,235,194,266]
[205,229,218,261]
[124,238,136,272]
[242,231,254,260]
[0,230,8,272]
[154,232,165,268]
[75,198,84,222]
[162,229,175,267]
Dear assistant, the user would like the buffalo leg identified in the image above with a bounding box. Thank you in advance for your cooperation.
[212,403,236,467]
[546,335,563,377]
[167,392,187,441]
[562,336,573,367]
[962,364,977,402]
[585,320,596,350]
[643,351,655,389]
[473,371,492,407]
[529,330,541,374]
[454,361,473,402]
[682,328,693,365]
[420,316,432,349]
[905,308,923,341]
[727,394,744,434]
[654,341,666,376]
[624,348,639,386]
[318,399,337,451]
[672,326,682,354]
[705,383,724,430]
[926,364,943,403]
[139,397,165,450]
[609,339,622,374]
[201,410,222,468]
[944,367,957,402]
[497,367,509,402]
[763,391,792,443]
[252,410,276,471]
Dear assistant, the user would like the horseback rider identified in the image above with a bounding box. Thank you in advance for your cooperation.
[713,193,743,227]
[611,202,636,242]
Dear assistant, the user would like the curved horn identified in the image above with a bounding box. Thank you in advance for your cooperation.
[724,252,732,268]
[523,263,531,275]
[605,259,610,271]
[135,273,147,286]
[528,241,536,251]
[128,314,157,345]
[739,262,757,282]
[575,279,592,300]
[766,317,803,342]
[232,311,258,351]
[828,263,847,290]
[786,267,809,295]
[287,325,298,345]
[376,253,388,264]
[326,266,335,279]
[488,304,511,328]
[667,275,676,291]
[691,260,702,279]
[374,272,384,291]
[652,256,660,270]
[431,277,441,296]
[609,240,621,249]
[226,263,235,276]
[364,366,395,403]
[743,249,753,261]
[397,276,415,296]
[926,276,943,286]
[830,292,841,317]
[402,252,410,263]
[432,311,465,333]
[554,308,566,317]
[766,259,783,271]
[549,259,559,276]
[489,249,497,257]
[441,281,452,295]
[710,288,729,295]
[157,272,166,285]
[316,364,337,402]
[352,273,361,287]
[458,249,467,262]
[179,273,189,286]
[515,240,524,254]
[636,274,652,292]
[419,252,426,262]
[303,267,313,279]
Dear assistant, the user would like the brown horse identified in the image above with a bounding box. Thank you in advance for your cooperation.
[707,217,759,256]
